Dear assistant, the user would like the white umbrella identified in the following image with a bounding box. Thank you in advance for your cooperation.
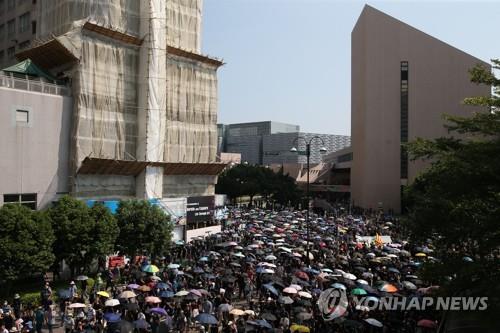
[343,272,357,280]
[105,299,120,307]
[283,287,298,294]
[298,291,312,299]
[265,255,277,261]
[289,284,302,291]
[364,318,383,327]
[168,264,180,269]
[356,279,369,285]
[175,290,189,297]
[69,303,86,309]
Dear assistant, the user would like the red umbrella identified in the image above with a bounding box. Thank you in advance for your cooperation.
[417,319,437,329]
[295,271,309,281]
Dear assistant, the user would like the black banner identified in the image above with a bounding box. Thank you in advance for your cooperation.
[186,196,215,224]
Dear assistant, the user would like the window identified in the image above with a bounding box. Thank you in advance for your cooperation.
[7,0,14,11]
[0,24,4,41]
[31,20,36,34]
[3,193,37,210]
[0,0,4,16]
[0,50,4,62]
[7,46,14,59]
[16,110,29,123]
[19,12,30,33]
[400,61,409,179]
[7,18,14,37]
[18,40,29,49]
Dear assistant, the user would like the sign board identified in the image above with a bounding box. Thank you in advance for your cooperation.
[108,256,125,269]
[186,196,215,224]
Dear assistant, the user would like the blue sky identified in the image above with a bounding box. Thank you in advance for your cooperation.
[202,0,500,135]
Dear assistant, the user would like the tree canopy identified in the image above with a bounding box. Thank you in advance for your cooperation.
[404,60,500,301]
[0,204,55,283]
[215,164,302,207]
[115,200,173,258]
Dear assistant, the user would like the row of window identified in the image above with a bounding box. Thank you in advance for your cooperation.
[400,61,409,179]
[0,13,35,41]
[0,0,36,14]
[3,193,37,210]
[0,41,29,62]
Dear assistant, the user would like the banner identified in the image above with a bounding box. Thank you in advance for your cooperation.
[186,196,215,224]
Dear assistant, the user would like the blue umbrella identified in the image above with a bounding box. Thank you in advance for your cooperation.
[195,313,218,325]
[262,283,279,297]
[104,312,121,323]
[304,268,320,275]
[255,319,273,329]
[157,283,169,290]
[199,257,209,262]
[159,291,174,298]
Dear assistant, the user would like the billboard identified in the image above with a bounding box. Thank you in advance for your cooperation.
[186,196,215,224]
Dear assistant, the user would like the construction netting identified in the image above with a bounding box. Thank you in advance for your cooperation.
[37,0,141,39]
[38,0,203,52]
[165,54,218,163]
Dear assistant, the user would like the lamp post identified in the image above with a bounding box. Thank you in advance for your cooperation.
[290,136,327,266]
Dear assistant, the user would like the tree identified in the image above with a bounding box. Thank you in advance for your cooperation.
[88,202,119,269]
[404,60,500,304]
[115,200,173,258]
[0,204,55,286]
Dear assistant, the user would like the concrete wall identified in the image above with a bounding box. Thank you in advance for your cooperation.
[351,5,490,213]
[0,86,72,209]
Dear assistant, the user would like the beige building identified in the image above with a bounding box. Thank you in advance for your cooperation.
[0,0,37,68]
[350,5,490,213]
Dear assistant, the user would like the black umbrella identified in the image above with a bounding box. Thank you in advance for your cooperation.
[295,312,313,321]
[261,313,277,321]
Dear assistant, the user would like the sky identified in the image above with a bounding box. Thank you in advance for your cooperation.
[201,0,500,136]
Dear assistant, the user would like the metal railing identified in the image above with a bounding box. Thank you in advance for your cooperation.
[0,72,71,97]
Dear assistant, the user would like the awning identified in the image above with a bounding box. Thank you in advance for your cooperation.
[77,157,227,176]
[16,39,77,69]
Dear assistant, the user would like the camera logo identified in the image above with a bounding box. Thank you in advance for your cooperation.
[318,288,348,321]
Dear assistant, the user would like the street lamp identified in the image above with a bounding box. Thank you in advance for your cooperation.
[290,136,327,266]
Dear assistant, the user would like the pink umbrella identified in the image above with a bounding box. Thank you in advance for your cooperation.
[189,289,202,297]
[417,319,437,329]
[145,296,161,303]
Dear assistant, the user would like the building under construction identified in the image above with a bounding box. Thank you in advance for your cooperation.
[0,0,225,239]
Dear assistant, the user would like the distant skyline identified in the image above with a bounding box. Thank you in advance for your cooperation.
[202,0,500,135]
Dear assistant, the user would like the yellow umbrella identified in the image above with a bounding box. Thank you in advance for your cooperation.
[97,291,110,298]
[229,309,245,316]
[290,324,310,333]
[415,253,427,257]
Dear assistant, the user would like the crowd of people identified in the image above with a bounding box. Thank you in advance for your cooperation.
[2,207,441,333]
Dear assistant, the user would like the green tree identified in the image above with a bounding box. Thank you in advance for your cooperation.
[0,204,55,286]
[48,196,94,276]
[115,200,173,258]
[404,60,500,302]
[88,202,119,268]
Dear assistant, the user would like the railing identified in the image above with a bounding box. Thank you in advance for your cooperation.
[0,72,71,97]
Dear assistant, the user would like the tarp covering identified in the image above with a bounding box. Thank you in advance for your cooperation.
[2,59,58,82]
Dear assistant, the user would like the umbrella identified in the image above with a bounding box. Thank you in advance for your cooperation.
[244,310,256,316]
[351,288,367,296]
[97,291,110,298]
[265,255,277,261]
[105,299,120,307]
[379,283,398,293]
[295,312,313,321]
[403,281,417,290]
[167,263,180,269]
[417,319,437,329]
[415,252,427,257]
[69,303,86,309]
[159,290,174,298]
[137,285,151,292]
[103,313,121,323]
[331,283,347,290]
[119,291,137,299]
[252,319,273,329]
[364,318,383,327]
[295,271,309,280]
[356,279,369,285]
[289,284,303,291]
[127,284,140,290]
[150,307,168,316]
[343,272,357,280]
[194,313,218,325]
[175,290,189,297]
[142,265,159,273]
[290,324,310,333]
[261,313,277,321]
[388,267,400,274]
[262,284,279,296]
[189,289,202,297]
[283,287,298,294]
[298,291,312,299]
[199,256,209,262]
[156,282,169,290]
[76,275,88,281]
[229,309,245,316]
[278,296,294,304]
[218,303,233,312]
[145,296,161,304]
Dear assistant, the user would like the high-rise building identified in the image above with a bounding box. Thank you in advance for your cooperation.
[1,0,224,218]
[0,0,38,68]
[350,5,490,213]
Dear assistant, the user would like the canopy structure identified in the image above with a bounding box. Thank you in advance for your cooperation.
[2,58,59,82]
